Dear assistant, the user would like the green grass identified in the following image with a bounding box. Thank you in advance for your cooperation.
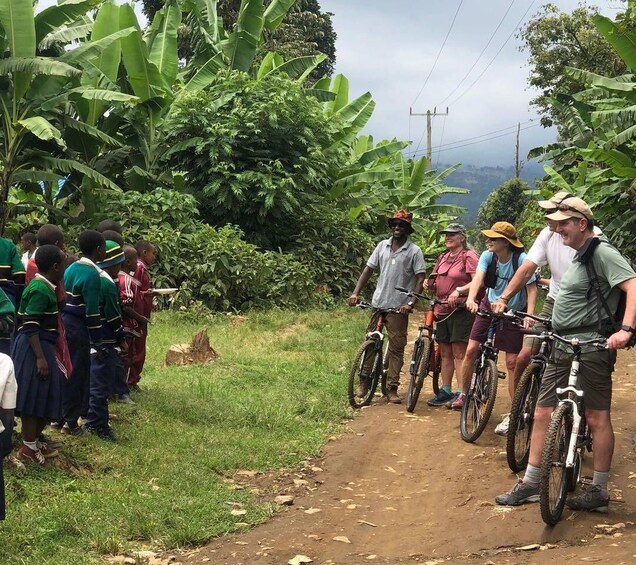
[0,308,368,564]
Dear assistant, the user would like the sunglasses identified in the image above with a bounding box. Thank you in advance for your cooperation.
[556,202,589,220]
[390,221,410,229]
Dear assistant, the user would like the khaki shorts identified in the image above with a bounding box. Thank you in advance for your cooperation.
[436,308,475,344]
[537,347,617,411]
[523,295,554,349]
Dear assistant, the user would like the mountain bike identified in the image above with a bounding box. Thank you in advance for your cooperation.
[539,333,606,526]
[505,310,553,473]
[460,309,511,443]
[347,301,400,409]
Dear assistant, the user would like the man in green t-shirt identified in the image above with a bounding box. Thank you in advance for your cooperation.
[496,197,636,513]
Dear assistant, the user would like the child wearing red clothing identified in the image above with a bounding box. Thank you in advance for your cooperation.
[131,241,156,390]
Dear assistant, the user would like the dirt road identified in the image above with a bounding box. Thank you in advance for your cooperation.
[176,315,636,564]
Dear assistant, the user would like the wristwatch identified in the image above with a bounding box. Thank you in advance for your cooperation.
[455,287,463,295]
[621,324,635,333]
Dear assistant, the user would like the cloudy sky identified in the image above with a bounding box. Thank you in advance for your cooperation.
[36,1,623,167]
[319,0,623,167]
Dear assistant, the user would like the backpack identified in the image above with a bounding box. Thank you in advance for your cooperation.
[580,237,636,346]
[484,249,523,289]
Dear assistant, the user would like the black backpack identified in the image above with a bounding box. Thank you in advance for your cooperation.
[484,249,522,289]
[580,237,635,346]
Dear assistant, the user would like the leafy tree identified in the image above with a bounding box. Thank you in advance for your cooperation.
[519,3,626,128]
[163,70,345,247]
[476,178,532,232]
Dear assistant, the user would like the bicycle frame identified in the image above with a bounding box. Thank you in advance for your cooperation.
[556,354,586,469]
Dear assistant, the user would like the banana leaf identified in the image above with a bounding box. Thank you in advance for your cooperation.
[147,0,181,86]
[34,0,99,44]
[18,117,66,149]
[220,0,264,72]
[593,14,636,72]
[263,0,296,31]
[260,53,327,82]
[0,0,36,103]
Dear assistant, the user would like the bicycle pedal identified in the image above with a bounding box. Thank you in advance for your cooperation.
[497,371,506,379]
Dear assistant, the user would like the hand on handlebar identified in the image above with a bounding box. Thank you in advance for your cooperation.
[607,329,633,350]
[399,303,414,315]
[490,299,507,315]
[522,316,535,330]
[466,299,479,315]
[447,290,460,308]
[348,294,359,307]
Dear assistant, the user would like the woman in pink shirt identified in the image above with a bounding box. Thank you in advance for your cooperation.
[423,223,479,406]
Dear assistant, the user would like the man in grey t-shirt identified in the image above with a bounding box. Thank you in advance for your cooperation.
[349,210,426,403]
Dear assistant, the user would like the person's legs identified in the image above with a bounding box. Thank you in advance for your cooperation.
[439,343,454,388]
[61,314,90,429]
[86,349,117,438]
[385,313,409,402]
[504,352,519,400]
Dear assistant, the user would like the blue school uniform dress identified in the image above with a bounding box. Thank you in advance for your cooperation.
[62,258,102,427]
[86,271,124,430]
[12,274,63,421]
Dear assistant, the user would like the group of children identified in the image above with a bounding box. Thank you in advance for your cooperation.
[0,220,157,520]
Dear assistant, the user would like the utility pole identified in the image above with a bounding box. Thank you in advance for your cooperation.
[410,106,449,171]
[515,122,523,178]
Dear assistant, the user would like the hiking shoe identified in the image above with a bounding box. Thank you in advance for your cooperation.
[38,433,63,449]
[17,445,46,465]
[35,440,59,459]
[49,421,63,431]
[495,414,510,436]
[61,423,83,436]
[386,387,402,404]
[565,484,609,513]
[427,389,456,406]
[495,481,540,506]
[356,377,371,398]
[118,394,136,405]
[84,425,116,442]
[448,393,465,410]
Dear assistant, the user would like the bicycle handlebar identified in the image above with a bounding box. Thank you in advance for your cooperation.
[356,301,401,314]
[519,329,607,349]
[506,309,552,326]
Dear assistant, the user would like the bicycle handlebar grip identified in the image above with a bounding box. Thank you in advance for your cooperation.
[520,329,542,336]
[395,286,409,294]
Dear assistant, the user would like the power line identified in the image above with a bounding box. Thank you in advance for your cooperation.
[448,0,537,107]
[435,115,448,167]
[411,0,464,107]
[436,0,516,107]
[411,123,540,157]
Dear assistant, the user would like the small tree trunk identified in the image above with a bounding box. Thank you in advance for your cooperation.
[164,328,218,366]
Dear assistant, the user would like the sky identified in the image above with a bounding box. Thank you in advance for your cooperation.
[318,0,624,167]
[35,0,624,168]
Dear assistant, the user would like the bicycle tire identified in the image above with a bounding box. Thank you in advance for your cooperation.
[540,403,573,526]
[406,336,432,413]
[506,362,542,472]
[460,358,498,443]
[431,342,441,396]
[380,342,389,397]
[347,339,382,409]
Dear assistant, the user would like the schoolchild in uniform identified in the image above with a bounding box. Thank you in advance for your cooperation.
[0,235,26,309]
[131,240,156,391]
[85,241,126,441]
[61,231,105,435]
[0,353,17,519]
[20,233,36,268]
[13,245,65,464]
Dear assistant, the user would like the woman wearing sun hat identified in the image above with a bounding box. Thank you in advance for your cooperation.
[423,223,479,406]
[450,222,538,417]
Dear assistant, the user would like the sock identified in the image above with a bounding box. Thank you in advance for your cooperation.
[593,471,609,496]
[442,385,452,394]
[23,440,38,452]
[522,464,541,487]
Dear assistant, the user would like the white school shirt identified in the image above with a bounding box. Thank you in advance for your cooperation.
[0,353,17,433]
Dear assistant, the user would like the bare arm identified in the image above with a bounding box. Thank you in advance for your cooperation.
[608,277,636,349]
[349,266,374,306]
[465,270,486,314]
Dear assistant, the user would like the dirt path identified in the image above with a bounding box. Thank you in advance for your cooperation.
[175,314,636,564]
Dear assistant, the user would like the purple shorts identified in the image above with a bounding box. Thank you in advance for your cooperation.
[469,297,524,354]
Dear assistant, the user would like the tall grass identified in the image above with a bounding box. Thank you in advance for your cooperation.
[0,308,367,564]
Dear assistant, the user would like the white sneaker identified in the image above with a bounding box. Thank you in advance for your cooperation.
[495,414,510,436]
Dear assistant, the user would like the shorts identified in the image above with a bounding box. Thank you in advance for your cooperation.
[469,297,524,354]
[436,308,475,344]
[523,296,554,349]
[537,347,616,410]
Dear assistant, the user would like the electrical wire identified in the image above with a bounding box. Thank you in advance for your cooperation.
[448,0,537,107]
[436,0,516,107]
[435,115,447,167]
[411,0,464,108]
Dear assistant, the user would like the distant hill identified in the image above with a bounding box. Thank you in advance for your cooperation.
[438,161,545,221]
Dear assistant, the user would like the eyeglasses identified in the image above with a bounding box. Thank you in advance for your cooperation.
[556,202,589,220]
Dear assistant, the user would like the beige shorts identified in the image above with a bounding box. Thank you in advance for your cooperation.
[523,295,555,350]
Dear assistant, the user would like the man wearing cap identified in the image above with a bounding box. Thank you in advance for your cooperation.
[84,240,126,441]
[423,223,479,406]
[490,191,602,435]
[349,210,426,404]
[452,222,537,411]
[496,196,636,512]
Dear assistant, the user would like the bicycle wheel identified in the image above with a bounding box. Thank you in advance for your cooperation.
[506,362,542,472]
[431,342,441,396]
[460,358,498,443]
[347,339,382,409]
[540,403,573,526]
[406,336,432,413]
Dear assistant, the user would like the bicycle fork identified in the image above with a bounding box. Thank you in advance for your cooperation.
[556,358,584,468]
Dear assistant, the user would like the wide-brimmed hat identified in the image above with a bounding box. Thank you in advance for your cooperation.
[481,221,524,249]
[97,240,125,269]
[545,197,594,221]
[388,210,414,233]
[537,190,575,210]
[440,222,466,235]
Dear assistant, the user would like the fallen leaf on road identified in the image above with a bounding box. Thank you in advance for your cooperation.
[230,509,246,516]
[358,520,377,527]
[333,536,351,544]
[304,508,322,514]
[275,495,295,506]
[288,555,313,565]
[384,466,397,473]
[517,544,541,551]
